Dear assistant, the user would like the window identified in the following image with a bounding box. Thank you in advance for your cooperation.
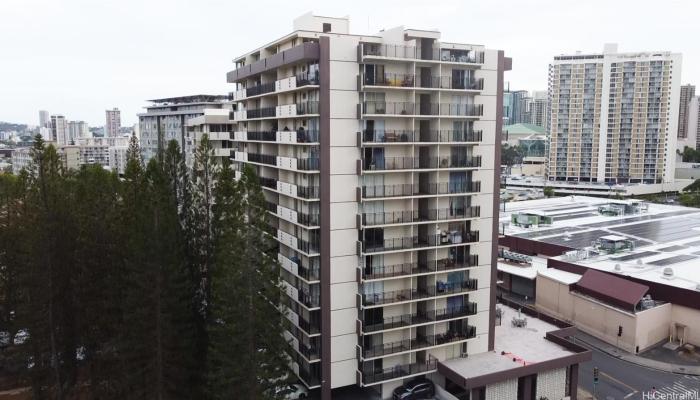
[322,23,331,33]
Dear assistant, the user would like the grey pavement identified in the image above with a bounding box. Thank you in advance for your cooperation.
[575,331,700,376]
[577,335,700,400]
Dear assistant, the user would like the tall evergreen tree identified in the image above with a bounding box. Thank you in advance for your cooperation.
[207,163,290,399]
[20,137,79,399]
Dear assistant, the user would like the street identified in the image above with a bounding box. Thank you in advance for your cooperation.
[578,339,700,399]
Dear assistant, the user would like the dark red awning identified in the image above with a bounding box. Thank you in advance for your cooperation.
[573,269,649,311]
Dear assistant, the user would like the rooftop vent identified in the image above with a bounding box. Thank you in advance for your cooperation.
[614,264,622,271]
[662,267,675,279]
[636,259,643,266]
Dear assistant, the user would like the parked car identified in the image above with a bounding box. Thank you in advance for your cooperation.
[275,383,308,399]
[392,377,435,400]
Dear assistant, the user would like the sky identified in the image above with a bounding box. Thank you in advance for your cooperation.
[0,0,698,127]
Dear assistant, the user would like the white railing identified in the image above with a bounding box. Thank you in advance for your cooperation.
[278,253,300,276]
[276,76,298,92]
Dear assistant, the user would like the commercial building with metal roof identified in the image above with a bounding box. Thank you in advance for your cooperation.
[497,195,700,353]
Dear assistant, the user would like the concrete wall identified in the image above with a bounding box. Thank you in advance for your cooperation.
[535,368,566,400]
[670,304,700,346]
[536,274,698,353]
[635,303,672,351]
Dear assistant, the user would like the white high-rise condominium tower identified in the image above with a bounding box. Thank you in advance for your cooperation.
[39,110,49,128]
[51,115,69,145]
[227,13,587,400]
[547,44,682,184]
[529,91,548,128]
[68,120,90,143]
[105,108,121,137]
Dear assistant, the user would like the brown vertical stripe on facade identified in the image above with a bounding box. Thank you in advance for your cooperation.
[318,35,332,400]
[489,50,506,351]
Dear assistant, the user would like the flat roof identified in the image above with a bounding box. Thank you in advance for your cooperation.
[439,305,578,382]
[501,196,700,291]
[147,95,227,104]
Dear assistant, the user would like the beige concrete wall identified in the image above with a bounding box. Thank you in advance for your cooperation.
[670,304,700,346]
[635,303,672,351]
[535,274,574,322]
[570,293,638,353]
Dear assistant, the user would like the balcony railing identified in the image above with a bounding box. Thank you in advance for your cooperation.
[361,206,480,226]
[362,101,482,116]
[297,157,320,171]
[361,43,485,64]
[247,152,277,166]
[362,231,479,253]
[361,279,478,306]
[362,254,479,280]
[362,303,477,333]
[297,101,319,115]
[246,82,276,97]
[361,327,477,358]
[360,357,438,385]
[297,185,319,199]
[362,156,481,171]
[363,73,484,91]
[247,106,276,119]
[362,129,482,144]
[361,181,481,199]
[246,130,277,141]
[296,72,320,86]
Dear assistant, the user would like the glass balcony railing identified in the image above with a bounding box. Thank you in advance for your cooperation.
[362,231,479,253]
[360,357,438,385]
[361,254,479,280]
[362,156,481,171]
[361,181,481,199]
[361,43,485,64]
[360,326,477,358]
[363,73,484,91]
[360,279,478,306]
[362,129,482,144]
[361,303,478,333]
[361,206,480,226]
[362,101,483,116]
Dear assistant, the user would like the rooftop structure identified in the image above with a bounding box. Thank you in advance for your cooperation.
[498,195,700,352]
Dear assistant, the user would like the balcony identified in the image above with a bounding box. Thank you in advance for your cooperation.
[246,106,277,119]
[234,152,319,172]
[363,73,484,91]
[360,279,478,307]
[361,303,478,333]
[359,356,438,386]
[361,231,479,254]
[360,43,484,64]
[362,129,482,144]
[362,102,483,117]
[360,326,477,359]
[361,254,479,280]
[362,181,481,199]
[362,156,481,171]
[361,206,480,226]
[246,82,276,97]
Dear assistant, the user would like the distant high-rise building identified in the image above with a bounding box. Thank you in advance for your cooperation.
[529,91,548,128]
[51,115,69,145]
[547,44,681,184]
[105,108,121,137]
[678,85,695,141]
[503,89,529,125]
[690,96,700,150]
[68,120,90,143]
[39,110,49,128]
[138,95,226,163]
